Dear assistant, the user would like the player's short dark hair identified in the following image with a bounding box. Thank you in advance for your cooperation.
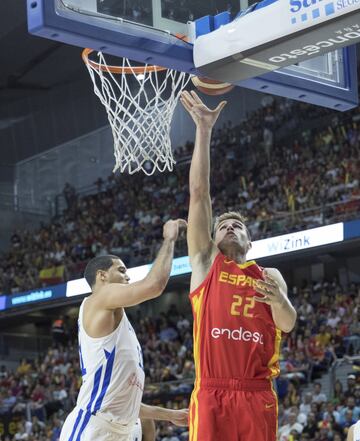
[84,255,119,288]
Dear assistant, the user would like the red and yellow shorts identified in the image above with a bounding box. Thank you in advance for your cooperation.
[189,378,278,441]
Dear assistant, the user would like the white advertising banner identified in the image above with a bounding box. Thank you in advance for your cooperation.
[247,222,344,259]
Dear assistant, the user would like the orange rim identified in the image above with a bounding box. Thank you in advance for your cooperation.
[82,48,167,74]
[175,33,189,42]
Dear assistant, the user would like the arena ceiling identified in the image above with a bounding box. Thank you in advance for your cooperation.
[0,0,105,173]
[0,1,81,93]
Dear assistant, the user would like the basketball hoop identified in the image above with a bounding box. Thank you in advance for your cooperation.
[82,49,190,175]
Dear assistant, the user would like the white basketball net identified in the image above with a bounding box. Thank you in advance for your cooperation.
[83,52,190,175]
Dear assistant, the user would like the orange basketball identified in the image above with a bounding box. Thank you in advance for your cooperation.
[191,76,235,96]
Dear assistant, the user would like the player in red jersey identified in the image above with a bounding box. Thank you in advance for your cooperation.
[180,90,297,441]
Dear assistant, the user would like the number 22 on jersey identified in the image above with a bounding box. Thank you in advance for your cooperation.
[230,295,255,318]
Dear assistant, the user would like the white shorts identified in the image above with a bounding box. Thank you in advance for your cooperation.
[60,409,137,441]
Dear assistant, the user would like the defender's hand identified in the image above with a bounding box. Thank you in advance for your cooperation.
[253,270,287,307]
[163,219,187,242]
[180,90,226,130]
[169,409,189,427]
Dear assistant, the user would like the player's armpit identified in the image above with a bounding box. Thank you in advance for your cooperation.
[189,246,216,292]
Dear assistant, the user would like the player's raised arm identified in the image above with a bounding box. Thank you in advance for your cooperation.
[88,219,186,310]
[180,91,226,266]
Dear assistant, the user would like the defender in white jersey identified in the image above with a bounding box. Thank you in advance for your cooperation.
[348,420,360,441]
[60,219,188,441]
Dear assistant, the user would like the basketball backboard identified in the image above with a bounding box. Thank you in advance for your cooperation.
[58,0,243,36]
[27,0,358,110]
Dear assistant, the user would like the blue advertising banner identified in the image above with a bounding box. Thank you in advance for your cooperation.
[5,284,67,309]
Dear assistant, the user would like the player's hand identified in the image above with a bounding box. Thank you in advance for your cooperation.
[169,409,189,426]
[180,90,226,130]
[163,219,187,242]
[253,270,287,307]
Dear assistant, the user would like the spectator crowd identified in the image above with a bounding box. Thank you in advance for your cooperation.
[0,96,359,297]
[0,279,359,440]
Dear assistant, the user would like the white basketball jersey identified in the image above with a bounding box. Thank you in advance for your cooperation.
[354,420,360,441]
[75,298,145,424]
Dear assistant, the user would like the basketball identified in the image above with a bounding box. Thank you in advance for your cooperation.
[191,76,235,96]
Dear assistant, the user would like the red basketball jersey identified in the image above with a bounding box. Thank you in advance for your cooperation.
[190,252,282,380]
